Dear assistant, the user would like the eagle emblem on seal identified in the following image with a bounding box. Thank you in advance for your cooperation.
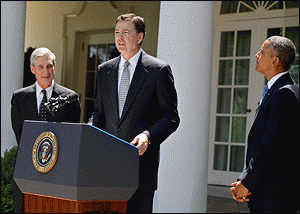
[32,131,58,173]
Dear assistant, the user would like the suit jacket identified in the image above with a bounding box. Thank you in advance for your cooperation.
[239,73,299,211]
[11,82,81,144]
[90,50,180,192]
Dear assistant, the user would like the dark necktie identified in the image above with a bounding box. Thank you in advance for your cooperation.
[39,90,48,121]
[118,60,130,118]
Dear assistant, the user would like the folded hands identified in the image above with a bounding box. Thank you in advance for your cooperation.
[230,181,252,202]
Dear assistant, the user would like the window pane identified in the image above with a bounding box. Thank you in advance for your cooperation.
[214,145,228,171]
[220,31,234,57]
[267,28,283,37]
[236,30,251,56]
[220,2,238,14]
[230,146,245,172]
[87,45,97,71]
[233,88,248,114]
[290,57,299,85]
[239,2,254,13]
[235,59,250,85]
[218,60,233,85]
[286,1,299,9]
[286,27,299,55]
[97,44,106,65]
[217,88,231,114]
[107,43,120,60]
[268,1,283,10]
[215,116,230,142]
[231,117,247,143]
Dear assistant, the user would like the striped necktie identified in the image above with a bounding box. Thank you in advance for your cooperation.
[118,60,130,118]
[39,90,48,121]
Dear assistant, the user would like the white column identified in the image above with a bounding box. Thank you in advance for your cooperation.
[154,1,214,212]
[1,1,27,156]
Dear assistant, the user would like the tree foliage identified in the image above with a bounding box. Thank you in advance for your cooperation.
[1,145,18,213]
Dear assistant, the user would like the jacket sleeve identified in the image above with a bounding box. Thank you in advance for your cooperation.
[240,88,299,192]
[11,93,22,145]
[68,92,81,123]
[89,66,106,129]
[145,64,180,145]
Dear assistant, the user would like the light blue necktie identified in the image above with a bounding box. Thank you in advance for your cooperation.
[261,84,269,102]
[255,85,269,117]
[118,61,130,118]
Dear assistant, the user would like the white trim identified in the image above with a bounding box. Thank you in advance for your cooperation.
[214,2,299,22]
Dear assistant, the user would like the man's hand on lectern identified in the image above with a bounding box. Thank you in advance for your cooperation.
[130,133,150,156]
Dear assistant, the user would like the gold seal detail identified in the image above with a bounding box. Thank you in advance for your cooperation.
[32,131,59,173]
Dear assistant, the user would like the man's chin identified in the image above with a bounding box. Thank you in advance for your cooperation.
[38,80,53,88]
[117,47,126,53]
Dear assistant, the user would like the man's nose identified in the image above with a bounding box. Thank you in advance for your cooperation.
[118,32,126,38]
[42,67,50,74]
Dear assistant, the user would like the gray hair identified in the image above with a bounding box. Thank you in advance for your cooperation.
[267,36,296,71]
[30,47,56,66]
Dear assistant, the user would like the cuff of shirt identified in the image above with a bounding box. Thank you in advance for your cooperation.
[142,130,151,140]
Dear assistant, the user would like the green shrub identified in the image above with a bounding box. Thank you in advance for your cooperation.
[1,145,18,213]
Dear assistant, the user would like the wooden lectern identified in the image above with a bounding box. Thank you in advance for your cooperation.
[13,121,139,213]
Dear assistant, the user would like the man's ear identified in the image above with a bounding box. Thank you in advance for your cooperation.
[138,32,144,45]
[30,65,36,75]
[273,56,280,66]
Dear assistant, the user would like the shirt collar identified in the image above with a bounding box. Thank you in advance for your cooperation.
[267,71,288,89]
[120,48,142,68]
[36,80,54,96]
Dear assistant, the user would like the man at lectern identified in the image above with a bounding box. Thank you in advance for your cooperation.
[11,47,81,213]
[89,14,180,213]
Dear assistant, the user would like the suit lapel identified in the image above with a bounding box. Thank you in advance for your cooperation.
[51,83,62,99]
[26,84,39,120]
[258,88,272,109]
[120,52,148,122]
[253,88,272,120]
[253,73,294,120]
[107,57,121,123]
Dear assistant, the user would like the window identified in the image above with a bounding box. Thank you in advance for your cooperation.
[84,43,119,122]
[220,1,299,14]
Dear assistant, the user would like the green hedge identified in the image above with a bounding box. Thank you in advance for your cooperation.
[1,145,18,213]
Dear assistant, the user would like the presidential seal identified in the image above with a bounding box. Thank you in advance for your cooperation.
[32,131,58,173]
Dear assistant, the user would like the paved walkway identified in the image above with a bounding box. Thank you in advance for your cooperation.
[207,196,250,213]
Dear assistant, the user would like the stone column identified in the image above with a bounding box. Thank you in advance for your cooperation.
[154,1,214,212]
[1,1,27,156]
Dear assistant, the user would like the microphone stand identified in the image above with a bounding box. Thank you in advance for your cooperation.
[44,95,77,117]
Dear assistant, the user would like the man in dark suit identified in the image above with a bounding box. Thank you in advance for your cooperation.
[230,36,299,213]
[11,47,81,212]
[89,14,180,213]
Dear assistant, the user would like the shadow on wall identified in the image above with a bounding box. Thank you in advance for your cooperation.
[23,47,36,87]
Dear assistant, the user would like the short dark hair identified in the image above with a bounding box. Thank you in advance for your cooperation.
[267,36,296,71]
[115,13,146,46]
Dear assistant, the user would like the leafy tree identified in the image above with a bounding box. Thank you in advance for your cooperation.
[1,145,18,213]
